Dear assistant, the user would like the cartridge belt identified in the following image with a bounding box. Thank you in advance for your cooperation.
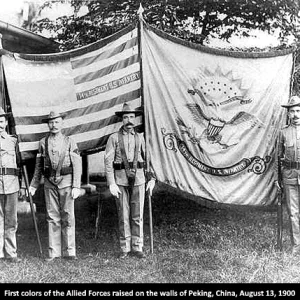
[113,162,145,170]
[44,166,73,177]
[0,168,20,176]
[282,160,300,170]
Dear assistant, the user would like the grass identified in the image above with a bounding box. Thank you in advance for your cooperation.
[0,182,300,283]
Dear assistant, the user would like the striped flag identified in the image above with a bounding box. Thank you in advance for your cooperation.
[2,24,141,160]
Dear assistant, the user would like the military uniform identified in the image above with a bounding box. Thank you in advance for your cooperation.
[277,124,300,249]
[30,132,82,258]
[0,131,20,259]
[276,95,300,254]
[105,127,147,254]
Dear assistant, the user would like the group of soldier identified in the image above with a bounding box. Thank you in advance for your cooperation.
[0,102,154,262]
[1,95,300,263]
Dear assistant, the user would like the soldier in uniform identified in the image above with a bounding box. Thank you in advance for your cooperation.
[105,102,155,259]
[276,95,300,255]
[0,107,22,263]
[29,111,82,261]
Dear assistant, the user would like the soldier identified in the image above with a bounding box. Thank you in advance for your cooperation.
[276,95,300,255]
[29,111,82,262]
[105,102,155,259]
[0,107,23,263]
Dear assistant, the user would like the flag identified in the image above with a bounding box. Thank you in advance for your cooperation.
[142,24,294,205]
[2,24,141,160]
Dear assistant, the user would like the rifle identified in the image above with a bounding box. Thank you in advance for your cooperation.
[16,137,43,255]
[277,155,283,252]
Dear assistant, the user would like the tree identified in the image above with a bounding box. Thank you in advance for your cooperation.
[30,0,300,51]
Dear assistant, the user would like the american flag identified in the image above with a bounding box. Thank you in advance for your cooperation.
[2,24,141,160]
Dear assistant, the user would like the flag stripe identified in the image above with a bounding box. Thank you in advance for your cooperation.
[71,45,139,78]
[11,80,141,117]
[18,115,137,143]
[17,25,137,61]
[74,54,139,85]
[76,71,140,101]
[18,105,143,142]
[13,88,141,125]
[19,123,144,160]
[15,98,141,135]
[74,63,139,91]
[18,116,143,153]
[3,24,141,160]
[71,37,138,69]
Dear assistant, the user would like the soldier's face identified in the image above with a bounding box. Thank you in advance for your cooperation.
[0,117,7,133]
[288,106,300,125]
[122,113,136,131]
[48,117,63,134]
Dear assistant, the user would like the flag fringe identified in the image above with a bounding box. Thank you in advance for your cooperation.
[145,23,296,59]
[18,23,138,62]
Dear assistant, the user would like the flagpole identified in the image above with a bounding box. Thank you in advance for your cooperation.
[137,4,154,254]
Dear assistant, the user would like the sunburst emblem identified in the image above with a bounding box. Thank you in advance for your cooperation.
[177,66,264,148]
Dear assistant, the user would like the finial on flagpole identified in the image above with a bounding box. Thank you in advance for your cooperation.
[137,3,144,19]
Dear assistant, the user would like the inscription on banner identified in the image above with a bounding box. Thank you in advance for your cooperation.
[161,129,269,176]
[177,139,253,176]
[76,71,140,100]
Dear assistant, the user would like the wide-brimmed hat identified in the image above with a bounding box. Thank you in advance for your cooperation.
[42,110,66,123]
[115,102,143,117]
[0,107,10,118]
[281,96,300,108]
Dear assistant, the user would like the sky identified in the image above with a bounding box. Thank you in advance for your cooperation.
[0,0,25,24]
[0,0,284,49]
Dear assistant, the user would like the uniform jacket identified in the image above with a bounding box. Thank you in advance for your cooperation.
[0,131,20,194]
[30,133,82,189]
[105,127,147,186]
[276,124,300,185]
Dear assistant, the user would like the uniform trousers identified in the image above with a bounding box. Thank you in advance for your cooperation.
[0,192,18,258]
[44,185,75,258]
[284,184,300,247]
[115,184,145,253]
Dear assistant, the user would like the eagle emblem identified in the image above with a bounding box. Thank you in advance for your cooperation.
[176,68,265,150]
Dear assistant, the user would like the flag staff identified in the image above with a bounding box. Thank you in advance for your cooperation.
[137,3,154,254]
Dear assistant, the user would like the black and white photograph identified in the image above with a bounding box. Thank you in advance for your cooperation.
[0,0,300,295]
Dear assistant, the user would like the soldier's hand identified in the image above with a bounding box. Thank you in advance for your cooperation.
[146,179,156,196]
[18,188,28,199]
[274,180,282,191]
[29,186,37,196]
[109,184,121,198]
[72,187,81,199]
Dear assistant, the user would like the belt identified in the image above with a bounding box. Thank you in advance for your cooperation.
[282,160,300,170]
[0,168,20,176]
[113,162,145,170]
[44,166,73,177]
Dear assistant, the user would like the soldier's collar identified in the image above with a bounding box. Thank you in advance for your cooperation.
[122,127,135,135]
[49,132,63,139]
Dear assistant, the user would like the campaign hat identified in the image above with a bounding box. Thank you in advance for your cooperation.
[42,110,66,123]
[281,96,300,108]
[115,102,143,117]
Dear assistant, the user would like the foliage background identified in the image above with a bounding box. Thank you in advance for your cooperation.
[29,0,300,92]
